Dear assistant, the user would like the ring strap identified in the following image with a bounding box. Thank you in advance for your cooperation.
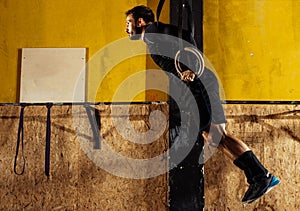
[156,0,165,27]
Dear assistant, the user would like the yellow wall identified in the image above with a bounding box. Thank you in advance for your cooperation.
[3,0,298,102]
[90,0,170,102]
[204,0,300,101]
[0,0,170,103]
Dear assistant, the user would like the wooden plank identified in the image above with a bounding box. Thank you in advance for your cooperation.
[20,48,86,103]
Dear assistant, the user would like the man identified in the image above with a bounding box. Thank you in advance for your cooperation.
[125,5,280,207]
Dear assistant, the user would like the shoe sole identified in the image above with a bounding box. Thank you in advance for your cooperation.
[242,176,280,204]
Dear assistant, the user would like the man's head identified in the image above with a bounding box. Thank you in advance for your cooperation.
[125,5,154,40]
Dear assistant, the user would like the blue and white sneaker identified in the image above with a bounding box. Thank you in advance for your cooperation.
[242,173,280,204]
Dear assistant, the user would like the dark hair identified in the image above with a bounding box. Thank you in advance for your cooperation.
[125,5,155,23]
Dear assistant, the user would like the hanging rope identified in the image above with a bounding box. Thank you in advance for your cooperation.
[174,0,205,77]
[156,0,165,27]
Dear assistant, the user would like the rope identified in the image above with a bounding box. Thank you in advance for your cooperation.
[174,0,205,78]
[156,0,165,27]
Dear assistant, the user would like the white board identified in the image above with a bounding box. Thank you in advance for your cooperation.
[20,48,86,103]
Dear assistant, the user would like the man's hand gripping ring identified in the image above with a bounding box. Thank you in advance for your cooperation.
[174,47,205,77]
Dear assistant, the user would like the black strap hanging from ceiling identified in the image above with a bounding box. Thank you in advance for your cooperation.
[156,0,204,77]
[156,0,165,26]
[178,0,183,43]
[183,0,195,38]
[156,0,194,38]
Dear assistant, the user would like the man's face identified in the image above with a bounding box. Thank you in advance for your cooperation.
[125,14,142,40]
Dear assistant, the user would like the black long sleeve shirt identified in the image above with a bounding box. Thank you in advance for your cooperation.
[143,22,226,127]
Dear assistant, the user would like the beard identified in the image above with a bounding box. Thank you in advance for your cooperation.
[130,26,143,40]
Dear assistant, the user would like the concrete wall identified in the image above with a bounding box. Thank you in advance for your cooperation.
[202,2,299,208]
[0,0,169,103]
[204,0,300,101]
[205,104,299,210]
[0,104,169,210]
[0,0,299,210]
[0,104,298,210]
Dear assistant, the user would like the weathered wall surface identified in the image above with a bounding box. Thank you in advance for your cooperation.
[1,104,299,210]
[0,104,169,210]
[205,104,299,210]
[204,0,300,101]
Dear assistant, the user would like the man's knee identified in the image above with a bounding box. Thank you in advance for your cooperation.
[203,123,226,147]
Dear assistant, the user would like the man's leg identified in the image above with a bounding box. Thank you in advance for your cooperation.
[202,123,250,160]
[202,123,280,204]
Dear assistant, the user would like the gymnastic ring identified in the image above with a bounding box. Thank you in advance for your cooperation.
[174,47,205,77]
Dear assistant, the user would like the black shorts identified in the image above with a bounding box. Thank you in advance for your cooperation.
[169,68,226,130]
